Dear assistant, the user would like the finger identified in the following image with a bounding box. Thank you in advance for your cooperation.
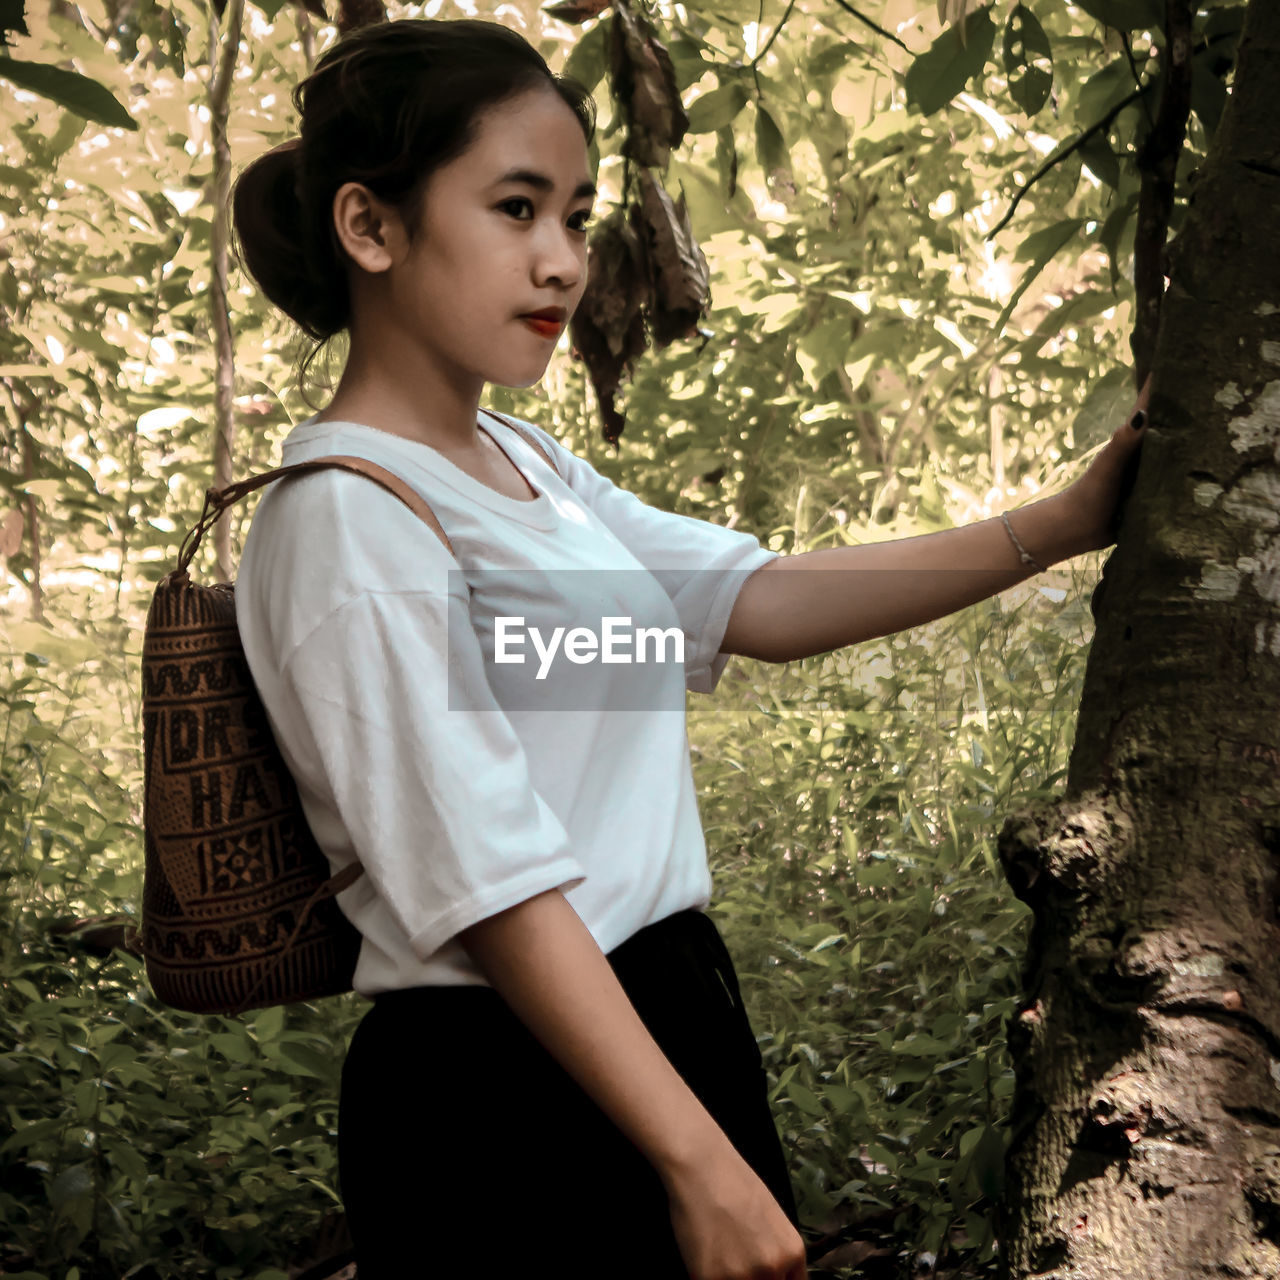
[1128,378,1151,432]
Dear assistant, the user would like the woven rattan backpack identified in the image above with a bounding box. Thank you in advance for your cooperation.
[139,410,558,1015]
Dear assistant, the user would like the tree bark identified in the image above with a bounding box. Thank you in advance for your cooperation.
[995,1,1280,1275]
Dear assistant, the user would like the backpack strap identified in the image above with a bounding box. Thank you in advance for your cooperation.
[175,411,561,578]
[175,455,455,576]
[480,408,563,479]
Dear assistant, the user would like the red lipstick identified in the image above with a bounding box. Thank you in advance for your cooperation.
[522,316,563,338]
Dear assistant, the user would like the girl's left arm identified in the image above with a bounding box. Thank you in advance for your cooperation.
[722,375,1151,664]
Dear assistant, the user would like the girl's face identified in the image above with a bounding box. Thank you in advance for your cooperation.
[348,83,596,394]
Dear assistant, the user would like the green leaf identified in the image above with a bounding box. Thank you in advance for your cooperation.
[809,37,858,80]
[713,124,738,199]
[1,1116,66,1156]
[1071,0,1161,31]
[251,1004,285,1043]
[96,1043,138,1076]
[1002,5,1053,116]
[1097,191,1139,289]
[48,1161,93,1206]
[561,16,610,94]
[210,1029,252,1064]
[271,1039,334,1079]
[686,82,749,134]
[754,103,788,179]
[905,7,997,116]
[785,1080,826,1116]
[107,1140,148,1182]
[892,1033,952,1056]
[958,1123,987,1158]
[808,932,846,956]
[0,57,137,130]
[823,1083,864,1113]
[1076,59,1135,129]
[890,1063,934,1084]
[1078,132,1120,189]
[73,1079,97,1120]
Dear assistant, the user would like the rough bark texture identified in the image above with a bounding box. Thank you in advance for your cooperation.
[995,2,1280,1276]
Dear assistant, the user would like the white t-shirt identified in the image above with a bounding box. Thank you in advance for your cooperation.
[234,409,778,993]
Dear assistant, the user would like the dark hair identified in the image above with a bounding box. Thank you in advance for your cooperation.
[231,18,596,407]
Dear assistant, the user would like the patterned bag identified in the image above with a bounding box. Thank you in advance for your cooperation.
[138,411,557,1014]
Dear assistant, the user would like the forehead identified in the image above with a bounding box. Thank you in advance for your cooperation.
[459,87,593,190]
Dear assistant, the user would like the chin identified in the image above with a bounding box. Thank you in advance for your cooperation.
[493,367,551,391]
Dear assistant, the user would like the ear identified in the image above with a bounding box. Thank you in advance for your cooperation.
[330,182,407,275]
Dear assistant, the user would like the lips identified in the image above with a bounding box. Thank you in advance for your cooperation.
[521,315,564,338]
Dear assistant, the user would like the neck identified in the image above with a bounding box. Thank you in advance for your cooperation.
[317,327,489,451]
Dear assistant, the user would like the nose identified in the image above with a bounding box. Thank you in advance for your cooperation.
[531,217,586,292]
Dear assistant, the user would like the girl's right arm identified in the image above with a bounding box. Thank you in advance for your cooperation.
[456,888,808,1280]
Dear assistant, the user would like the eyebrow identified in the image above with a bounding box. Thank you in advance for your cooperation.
[491,168,597,201]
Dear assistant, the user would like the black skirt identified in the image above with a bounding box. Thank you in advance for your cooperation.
[337,906,799,1278]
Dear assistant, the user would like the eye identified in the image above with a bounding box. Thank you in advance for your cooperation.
[499,197,593,235]
[498,197,534,221]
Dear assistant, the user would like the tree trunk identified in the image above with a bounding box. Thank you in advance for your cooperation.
[995,1,1280,1276]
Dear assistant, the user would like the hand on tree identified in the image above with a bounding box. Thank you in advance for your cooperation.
[1063,372,1153,554]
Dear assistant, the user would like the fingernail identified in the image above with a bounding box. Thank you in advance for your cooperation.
[1131,410,1146,430]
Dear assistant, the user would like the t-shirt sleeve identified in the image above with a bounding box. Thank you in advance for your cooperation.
[510,417,781,693]
[279,579,587,964]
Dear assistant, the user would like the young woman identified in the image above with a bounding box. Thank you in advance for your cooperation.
[230,18,1150,1280]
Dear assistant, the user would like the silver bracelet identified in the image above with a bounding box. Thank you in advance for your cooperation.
[1001,510,1046,573]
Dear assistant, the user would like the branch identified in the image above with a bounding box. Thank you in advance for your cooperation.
[751,0,797,68]
[828,0,912,53]
[207,0,246,583]
[987,84,1153,240]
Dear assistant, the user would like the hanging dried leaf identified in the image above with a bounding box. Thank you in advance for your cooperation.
[574,208,648,358]
[608,0,687,170]
[630,167,710,349]
[0,508,23,558]
[542,0,612,24]
[569,208,651,444]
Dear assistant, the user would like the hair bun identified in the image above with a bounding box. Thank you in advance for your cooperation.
[232,138,344,341]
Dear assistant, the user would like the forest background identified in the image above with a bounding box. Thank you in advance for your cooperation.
[0,0,1234,1275]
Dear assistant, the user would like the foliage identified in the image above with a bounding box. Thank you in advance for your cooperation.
[0,656,364,1278]
[0,549,1109,1277]
[695,554,1105,1271]
[0,0,1239,1273]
